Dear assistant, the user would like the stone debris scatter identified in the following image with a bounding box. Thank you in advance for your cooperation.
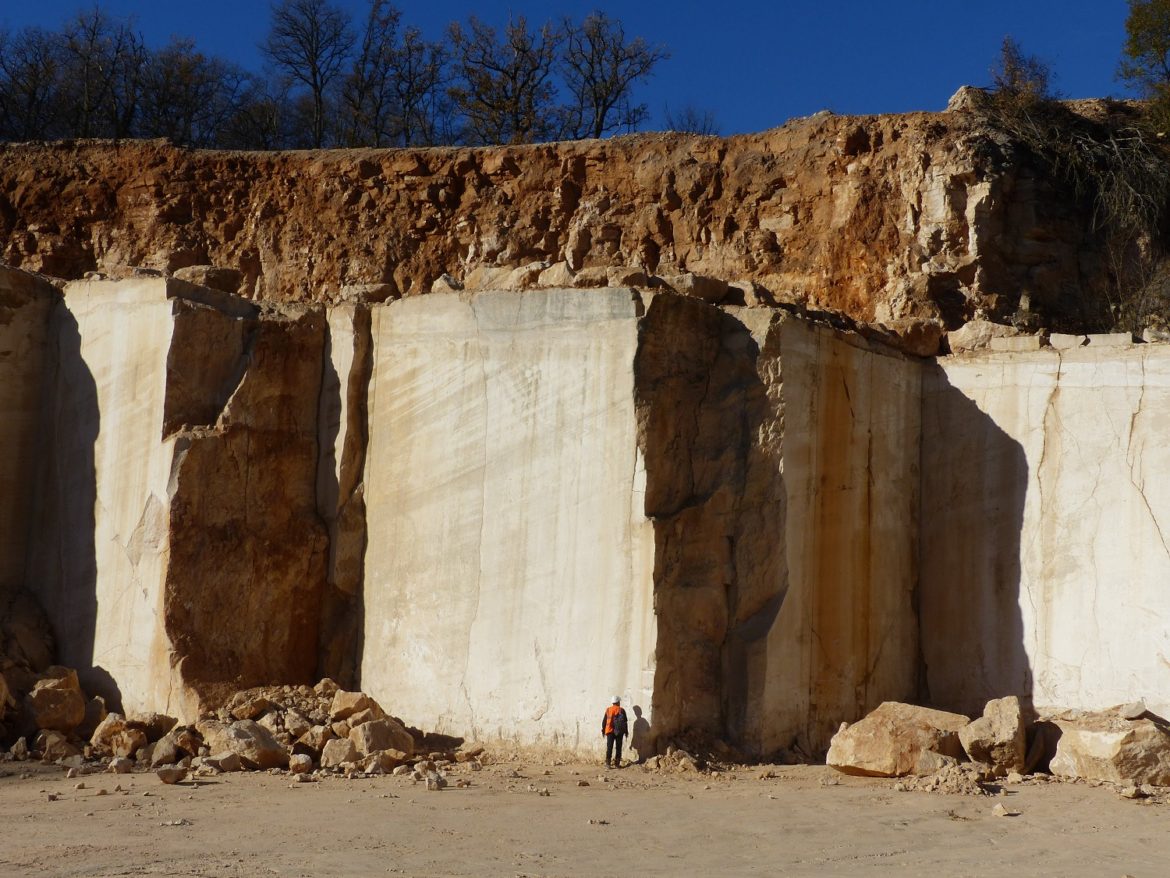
[0,671,486,787]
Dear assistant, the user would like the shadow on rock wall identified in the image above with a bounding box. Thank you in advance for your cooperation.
[918,363,1031,718]
[26,305,120,708]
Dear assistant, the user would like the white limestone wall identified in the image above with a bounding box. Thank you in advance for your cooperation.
[361,289,655,749]
[759,320,922,753]
[28,279,183,714]
[922,345,1170,719]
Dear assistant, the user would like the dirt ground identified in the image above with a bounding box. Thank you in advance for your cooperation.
[2,756,1168,877]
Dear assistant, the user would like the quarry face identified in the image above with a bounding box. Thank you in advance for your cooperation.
[2,105,1170,762]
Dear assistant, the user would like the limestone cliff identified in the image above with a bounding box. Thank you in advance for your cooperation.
[0,104,1110,331]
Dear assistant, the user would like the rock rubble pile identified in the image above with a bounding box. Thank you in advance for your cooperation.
[828,697,1170,797]
[2,661,486,787]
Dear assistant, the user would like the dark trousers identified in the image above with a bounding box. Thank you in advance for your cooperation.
[605,733,624,765]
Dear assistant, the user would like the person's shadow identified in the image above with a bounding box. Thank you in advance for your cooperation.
[630,705,651,762]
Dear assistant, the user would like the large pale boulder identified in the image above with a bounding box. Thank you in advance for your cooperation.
[26,667,86,732]
[1049,712,1170,786]
[320,737,359,768]
[827,702,970,777]
[196,719,289,769]
[349,717,414,757]
[958,696,1027,775]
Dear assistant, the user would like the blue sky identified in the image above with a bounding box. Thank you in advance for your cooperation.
[0,1,1135,134]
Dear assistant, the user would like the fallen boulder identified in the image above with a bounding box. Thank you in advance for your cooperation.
[196,719,289,769]
[329,690,380,721]
[1049,710,1170,786]
[958,695,1027,776]
[320,737,359,769]
[349,717,414,757]
[155,765,188,785]
[25,667,86,732]
[827,702,970,777]
[36,729,80,762]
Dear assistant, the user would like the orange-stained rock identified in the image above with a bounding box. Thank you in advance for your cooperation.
[0,109,1114,331]
[827,702,970,777]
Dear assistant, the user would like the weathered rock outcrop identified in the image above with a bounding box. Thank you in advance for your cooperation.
[0,106,1113,331]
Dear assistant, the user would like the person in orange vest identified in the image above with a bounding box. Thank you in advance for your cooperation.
[602,696,629,768]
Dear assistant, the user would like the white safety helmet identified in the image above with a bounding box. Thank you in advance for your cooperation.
[612,695,620,704]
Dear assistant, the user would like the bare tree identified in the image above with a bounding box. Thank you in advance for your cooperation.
[447,15,561,144]
[341,0,401,146]
[219,76,296,150]
[263,0,354,148]
[560,12,667,140]
[59,6,145,138]
[0,26,66,140]
[389,27,449,146]
[138,39,254,147]
[663,103,719,135]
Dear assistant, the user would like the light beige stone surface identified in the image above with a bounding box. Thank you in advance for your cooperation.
[958,695,1027,774]
[360,289,656,749]
[826,701,969,777]
[922,346,1170,720]
[26,278,188,715]
[1049,712,1170,786]
[754,318,922,754]
[25,277,325,720]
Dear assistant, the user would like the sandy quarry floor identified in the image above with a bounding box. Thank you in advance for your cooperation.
[1,757,1168,877]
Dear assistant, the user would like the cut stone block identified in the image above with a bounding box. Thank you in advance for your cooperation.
[25,277,327,719]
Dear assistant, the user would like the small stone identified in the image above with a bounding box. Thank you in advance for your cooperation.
[288,753,313,774]
[425,771,447,791]
[74,782,86,790]
[432,273,464,293]
[1006,772,1024,784]
[95,788,108,796]
[392,764,412,776]
[66,768,79,779]
[577,780,589,787]
[991,803,1020,817]
[204,751,243,773]
[1120,785,1144,799]
[156,766,188,785]
[108,757,133,774]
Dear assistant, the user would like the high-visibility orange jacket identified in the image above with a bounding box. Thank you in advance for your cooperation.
[603,704,628,736]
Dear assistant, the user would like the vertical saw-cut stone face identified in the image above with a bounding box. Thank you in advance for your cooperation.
[27,278,185,714]
[765,319,922,755]
[922,346,1170,721]
[0,267,57,600]
[636,297,922,756]
[315,305,374,689]
[25,277,326,719]
[360,289,655,748]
